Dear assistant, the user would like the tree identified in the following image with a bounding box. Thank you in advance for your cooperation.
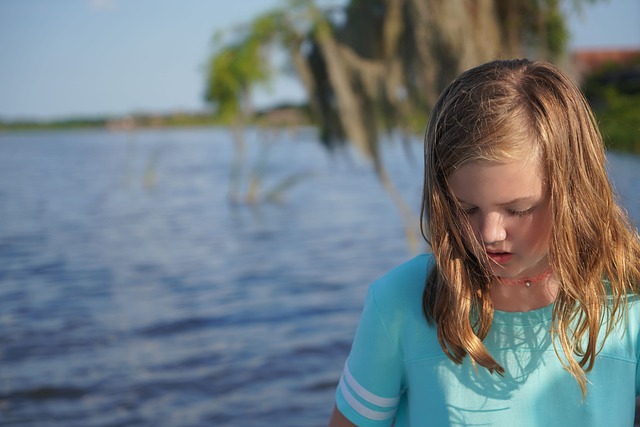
[205,0,573,251]
[204,14,282,203]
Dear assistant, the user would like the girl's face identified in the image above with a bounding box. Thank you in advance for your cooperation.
[448,155,552,280]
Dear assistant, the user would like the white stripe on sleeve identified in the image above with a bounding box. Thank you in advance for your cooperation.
[338,375,397,421]
[343,364,400,407]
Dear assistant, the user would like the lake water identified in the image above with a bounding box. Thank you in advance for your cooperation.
[0,127,638,426]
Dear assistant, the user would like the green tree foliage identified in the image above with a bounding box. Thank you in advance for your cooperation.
[204,13,284,120]
[582,57,640,153]
[206,0,576,146]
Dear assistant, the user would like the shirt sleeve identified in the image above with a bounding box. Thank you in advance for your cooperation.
[335,286,404,426]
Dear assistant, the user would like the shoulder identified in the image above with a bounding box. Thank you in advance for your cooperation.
[369,253,433,298]
[366,253,434,318]
[610,292,640,325]
[625,293,640,336]
[601,293,640,359]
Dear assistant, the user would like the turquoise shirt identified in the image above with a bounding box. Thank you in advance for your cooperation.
[335,254,640,426]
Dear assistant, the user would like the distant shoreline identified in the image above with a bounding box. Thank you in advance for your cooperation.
[0,114,218,133]
[0,104,314,133]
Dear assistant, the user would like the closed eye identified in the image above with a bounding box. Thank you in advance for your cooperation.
[508,206,536,217]
[460,204,538,217]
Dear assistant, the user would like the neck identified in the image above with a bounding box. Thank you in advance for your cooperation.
[497,268,553,287]
[491,269,558,312]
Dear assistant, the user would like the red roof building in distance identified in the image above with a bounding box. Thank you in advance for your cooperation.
[571,48,640,79]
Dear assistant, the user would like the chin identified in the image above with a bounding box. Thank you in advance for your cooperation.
[490,263,527,279]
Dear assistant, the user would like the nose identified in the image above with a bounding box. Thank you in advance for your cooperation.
[477,212,507,245]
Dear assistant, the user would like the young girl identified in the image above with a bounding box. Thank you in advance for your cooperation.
[329,59,640,426]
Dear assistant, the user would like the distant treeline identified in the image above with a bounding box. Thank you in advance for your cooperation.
[0,104,312,133]
[0,112,222,132]
[0,117,109,131]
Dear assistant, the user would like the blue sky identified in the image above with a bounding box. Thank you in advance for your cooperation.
[1,0,639,121]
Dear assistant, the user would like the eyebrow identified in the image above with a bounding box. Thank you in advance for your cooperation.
[456,196,540,206]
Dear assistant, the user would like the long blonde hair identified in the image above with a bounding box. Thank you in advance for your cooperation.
[420,58,640,395]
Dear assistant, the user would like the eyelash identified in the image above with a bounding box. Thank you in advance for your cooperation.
[462,207,478,215]
[462,207,536,217]
[508,207,536,217]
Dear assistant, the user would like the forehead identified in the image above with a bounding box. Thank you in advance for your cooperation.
[448,157,545,204]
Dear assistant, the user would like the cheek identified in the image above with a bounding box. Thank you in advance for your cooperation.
[522,214,552,251]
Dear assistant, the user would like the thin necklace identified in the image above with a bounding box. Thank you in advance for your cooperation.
[497,268,553,288]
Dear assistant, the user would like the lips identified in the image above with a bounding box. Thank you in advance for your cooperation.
[486,251,513,264]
